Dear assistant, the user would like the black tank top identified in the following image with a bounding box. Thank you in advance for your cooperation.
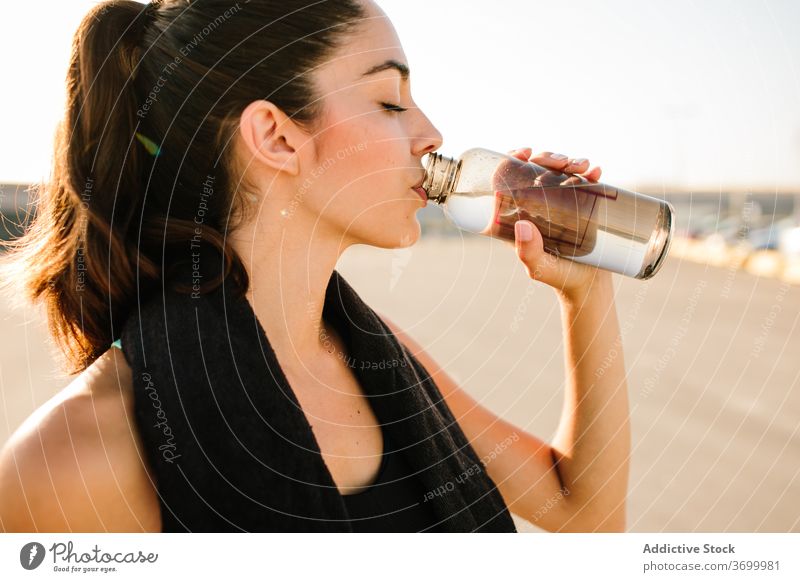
[341,425,440,532]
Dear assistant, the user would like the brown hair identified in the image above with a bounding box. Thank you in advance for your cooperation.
[0,0,365,374]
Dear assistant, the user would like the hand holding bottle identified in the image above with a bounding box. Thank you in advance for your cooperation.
[505,147,609,298]
[423,147,674,284]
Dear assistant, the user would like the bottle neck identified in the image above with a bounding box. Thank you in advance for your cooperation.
[422,153,461,204]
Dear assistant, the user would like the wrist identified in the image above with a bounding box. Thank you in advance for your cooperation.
[556,269,614,305]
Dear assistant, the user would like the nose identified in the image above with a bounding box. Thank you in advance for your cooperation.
[412,109,443,158]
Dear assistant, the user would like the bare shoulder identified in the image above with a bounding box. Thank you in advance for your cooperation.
[0,347,161,532]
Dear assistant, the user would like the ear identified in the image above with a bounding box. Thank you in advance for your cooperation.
[238,100,306,176]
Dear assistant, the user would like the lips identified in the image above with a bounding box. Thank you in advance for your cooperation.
[412,175,427,202]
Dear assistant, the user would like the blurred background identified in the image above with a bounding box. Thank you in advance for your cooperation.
[1,0,798,532]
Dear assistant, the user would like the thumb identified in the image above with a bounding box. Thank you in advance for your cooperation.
[514,219,541,252]
[514,219,547,272]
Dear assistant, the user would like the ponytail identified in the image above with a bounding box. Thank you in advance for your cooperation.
[1,1,160,373]
[0,0,366,375]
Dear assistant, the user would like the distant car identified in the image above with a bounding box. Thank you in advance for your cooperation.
[685,213,730,239]
[779,224,800,258]
[700,215,747,246]
[748,217,797,251]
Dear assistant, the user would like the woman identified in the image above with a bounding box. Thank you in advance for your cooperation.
[0,0,628,532]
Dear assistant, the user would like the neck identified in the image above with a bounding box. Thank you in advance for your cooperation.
[229,208,350,372]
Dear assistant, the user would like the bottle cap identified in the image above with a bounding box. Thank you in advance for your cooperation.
[422,153,461,203]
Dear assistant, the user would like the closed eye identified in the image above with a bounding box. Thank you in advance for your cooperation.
[380,102,408,113]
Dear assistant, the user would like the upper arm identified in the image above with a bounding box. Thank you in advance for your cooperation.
[378,313,576,531]
[0,378,161,533]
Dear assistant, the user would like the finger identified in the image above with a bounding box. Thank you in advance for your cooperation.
[514,219,542,256]
[508,147,533,161]
[563,158,590,174]
[582,165,602,182]
[514,220,561,282]
[531,151,570,171]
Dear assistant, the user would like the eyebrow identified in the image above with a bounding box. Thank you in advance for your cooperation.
[361,59,410,82]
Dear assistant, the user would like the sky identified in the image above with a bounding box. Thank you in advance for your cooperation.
[1,0,798,191]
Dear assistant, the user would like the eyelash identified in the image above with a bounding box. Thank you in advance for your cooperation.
[380,102,408,114]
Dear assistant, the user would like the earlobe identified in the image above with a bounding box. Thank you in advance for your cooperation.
[238,100,301,176]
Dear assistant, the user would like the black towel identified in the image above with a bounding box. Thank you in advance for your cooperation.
[118,265,517,532]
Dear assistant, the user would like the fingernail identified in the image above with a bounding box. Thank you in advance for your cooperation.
[570,158,588,165]
[550,153,568,160]
[515,221,533,242]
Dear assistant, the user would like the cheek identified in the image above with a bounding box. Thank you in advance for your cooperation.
[316,124,405,206]
[318,106,406,170]
[322,167,408,234]
[302,116,418,244]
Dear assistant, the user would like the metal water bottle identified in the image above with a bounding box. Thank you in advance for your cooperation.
[423,147,675,280]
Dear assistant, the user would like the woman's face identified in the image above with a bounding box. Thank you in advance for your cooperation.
[292,0,443,249]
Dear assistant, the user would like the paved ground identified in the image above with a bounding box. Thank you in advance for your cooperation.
[2,235,798,532]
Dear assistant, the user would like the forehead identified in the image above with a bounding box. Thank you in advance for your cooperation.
[313,3,408,89]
